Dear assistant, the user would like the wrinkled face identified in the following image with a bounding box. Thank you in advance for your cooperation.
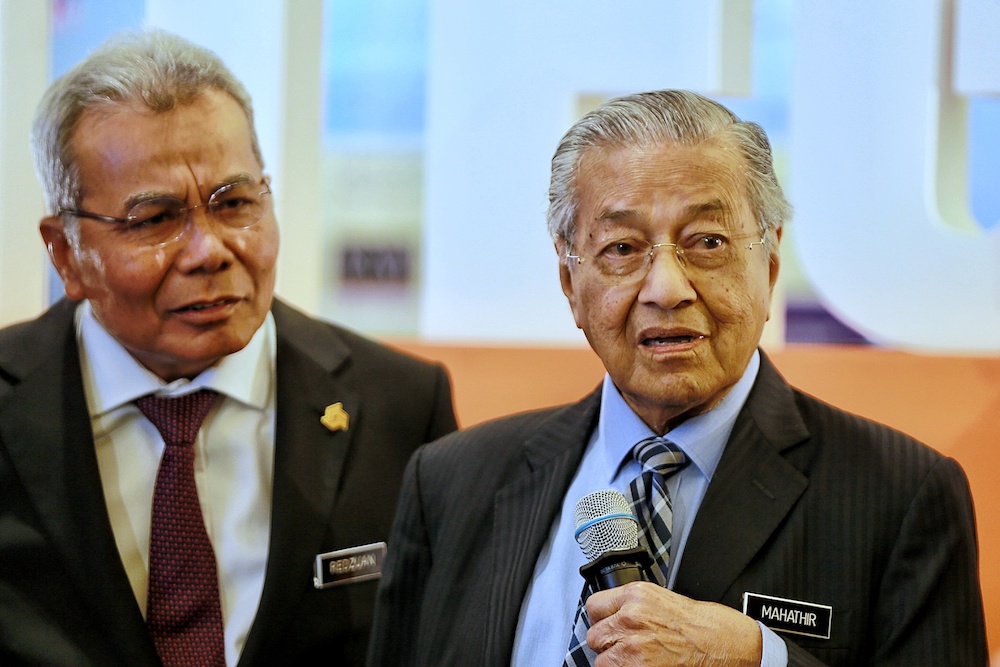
[558,139,780,433]
[40,89,279,381]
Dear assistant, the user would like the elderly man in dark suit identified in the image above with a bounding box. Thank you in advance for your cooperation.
[369,90,987,666]
[0,30,456,667]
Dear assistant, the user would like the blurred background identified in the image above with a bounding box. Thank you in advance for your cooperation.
[3,0,998,351]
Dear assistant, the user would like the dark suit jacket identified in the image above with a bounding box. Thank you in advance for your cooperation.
[369,353,987,666]
[0,297,458,667]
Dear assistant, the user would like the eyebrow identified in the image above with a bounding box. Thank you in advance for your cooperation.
[121,173,258,210]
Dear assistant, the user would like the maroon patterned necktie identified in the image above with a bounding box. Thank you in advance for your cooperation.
[135,389,226,667]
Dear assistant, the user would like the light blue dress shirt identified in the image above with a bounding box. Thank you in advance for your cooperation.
[511,351,787,666]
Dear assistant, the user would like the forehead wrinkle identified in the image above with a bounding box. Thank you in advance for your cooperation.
[592,196,730,231]
[579,140,748,240]
[593,207,641,224]
[685,199,726,217]
[680,197,747,232]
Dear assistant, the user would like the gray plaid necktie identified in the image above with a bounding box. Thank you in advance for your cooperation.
[563,437,688,665]
[627,437,688,586]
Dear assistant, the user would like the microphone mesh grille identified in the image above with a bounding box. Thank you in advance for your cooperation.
[574,489,639,561]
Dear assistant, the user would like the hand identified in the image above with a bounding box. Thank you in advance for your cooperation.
[585,581,763,666]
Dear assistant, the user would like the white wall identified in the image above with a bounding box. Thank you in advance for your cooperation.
[0,1,49,327]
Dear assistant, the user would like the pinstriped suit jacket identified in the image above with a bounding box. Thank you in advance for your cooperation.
[0,297,458,667]
[369,352,987,666]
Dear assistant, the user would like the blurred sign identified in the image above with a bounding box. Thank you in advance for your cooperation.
[341,245,412,284]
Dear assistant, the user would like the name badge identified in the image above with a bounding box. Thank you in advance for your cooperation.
[313,542,386,589]
[743,592,833,640]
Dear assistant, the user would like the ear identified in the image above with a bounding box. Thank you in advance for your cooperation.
[764,227,782,322]
[556,240,584,330]
[39,216,86,301]
[768,227,783,293]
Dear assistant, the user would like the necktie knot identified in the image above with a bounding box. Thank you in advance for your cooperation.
[633,436,688,478]
[136,389,219,448]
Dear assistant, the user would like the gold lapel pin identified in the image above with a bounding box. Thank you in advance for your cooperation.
[321,402,350,432]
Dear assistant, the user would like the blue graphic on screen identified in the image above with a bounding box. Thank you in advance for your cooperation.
[322,0,426,143]
[970,98,1000,231]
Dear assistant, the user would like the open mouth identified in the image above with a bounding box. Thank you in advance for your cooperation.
[174,298,238,314]
[641,333,706,346]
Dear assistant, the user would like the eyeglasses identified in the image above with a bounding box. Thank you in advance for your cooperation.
[565,232,765,284]
[58,177,272,247]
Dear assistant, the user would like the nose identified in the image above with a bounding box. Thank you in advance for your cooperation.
[173,206,234,273]
[637,243,697,307]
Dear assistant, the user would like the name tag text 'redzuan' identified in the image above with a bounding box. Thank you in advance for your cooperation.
[313,542,386,589]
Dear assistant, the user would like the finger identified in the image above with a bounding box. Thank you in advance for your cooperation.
[587,580,673,625]
[583,589,619,626]
[585,580,651,623]
[585,584,658,654]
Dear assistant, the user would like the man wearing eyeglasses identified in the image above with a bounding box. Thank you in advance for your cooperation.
[0,30,457,667]
[369,90,987,666]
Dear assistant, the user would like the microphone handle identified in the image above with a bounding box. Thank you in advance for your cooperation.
[579,546,653,592]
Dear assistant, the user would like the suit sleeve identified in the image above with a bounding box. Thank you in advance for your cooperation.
[786,456,987,667]
[870,456,986,664]
[368,447,432,666]
[424,364,458,440]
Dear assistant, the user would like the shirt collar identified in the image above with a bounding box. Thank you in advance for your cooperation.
[598,350,761,484]
[76,300,276,416]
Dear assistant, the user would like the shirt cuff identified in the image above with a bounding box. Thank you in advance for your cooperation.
[758,621,788,667]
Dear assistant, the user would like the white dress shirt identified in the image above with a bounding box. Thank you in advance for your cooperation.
[76,301,276,667]
[511,351,787,666]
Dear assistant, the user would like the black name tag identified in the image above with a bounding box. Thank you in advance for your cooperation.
[743,592,832,640]
[313,542,386,589]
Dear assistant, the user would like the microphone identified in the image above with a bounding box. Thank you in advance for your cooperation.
[573,489,652,591]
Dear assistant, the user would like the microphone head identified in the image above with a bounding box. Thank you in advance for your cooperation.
[573,489,640,561]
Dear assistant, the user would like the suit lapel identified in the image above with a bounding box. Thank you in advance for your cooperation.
[484,391,601,665]
[239,301,359,663]
[674,354,810,602]
[0,302,158,664]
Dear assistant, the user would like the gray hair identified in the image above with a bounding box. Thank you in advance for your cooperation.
[31,29,262,215]
[547,89,791,254]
